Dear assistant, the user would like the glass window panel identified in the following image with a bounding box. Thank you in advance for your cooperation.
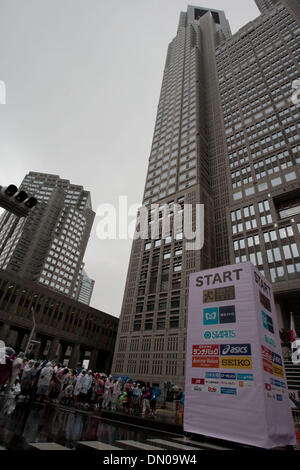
[283,245,292,259]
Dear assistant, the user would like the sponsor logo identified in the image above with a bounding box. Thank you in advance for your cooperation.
[205,379,219,385]
[193,357,219,368]
[220,373,236,380]
[221,380,236,386]
[204,329,236,340]
[203,307,219,325]
[220,344,251,356]
[207,386,219,393]
[237,373,253,381]
[205,372,219,379]
[203,306,236,326]
[264,334,276,348]
[192,345,219,356]
[263,358,273,374]
[219,305,236,324]
[259,291,271,312]
[192,385,205,391]
[221,387,237,395]
[272,352,282,367]
[272,364,284,378]
[261,345,272,362]
[220,357,252,369]
[276,394,283,402]
[238,380,253,388]
[265,383,271,391]
[192,344,220,368]
[262,311,274,334]
[191,378,205,385]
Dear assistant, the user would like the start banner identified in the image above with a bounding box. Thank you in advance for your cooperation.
[184,262,296,449]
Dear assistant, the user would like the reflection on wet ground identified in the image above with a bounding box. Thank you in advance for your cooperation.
[0,400,170,450]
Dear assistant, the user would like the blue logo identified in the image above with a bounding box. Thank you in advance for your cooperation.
[262,311,274,334]
[276,394,283,402]
[220,373,236,380]
[265,334,276,348]
[219,305,236,324]
[203,307,219,325]
[272,352,282,366]
[204,329,236,340]
[221,387,237,395]
[237,374,254,381]
[205,372,220,379]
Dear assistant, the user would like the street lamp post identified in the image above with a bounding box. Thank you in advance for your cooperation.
[24,307,36,358]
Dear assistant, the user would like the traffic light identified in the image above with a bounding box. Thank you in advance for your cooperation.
[3,184,18,197]
[0,184,38,217]
[25,196,38,209]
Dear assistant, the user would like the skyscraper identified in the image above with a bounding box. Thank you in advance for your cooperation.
[112,1,300,388]
[0,171,95,299]
[75,268,95,305]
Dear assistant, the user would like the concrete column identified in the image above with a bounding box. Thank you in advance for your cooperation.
[68,343,80,369]
[15,331,26,352]
[47,338,61,361]
[88,349,99,371]
[104,351,113,375]
[6,330,18,348]
[0,324,10,343]
[36,338,47,360]
[58,343,68,365]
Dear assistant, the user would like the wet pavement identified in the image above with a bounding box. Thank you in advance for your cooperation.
[0,400,181,450]
[0,397,299,451]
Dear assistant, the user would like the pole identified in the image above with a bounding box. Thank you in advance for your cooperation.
[24,306,36,358]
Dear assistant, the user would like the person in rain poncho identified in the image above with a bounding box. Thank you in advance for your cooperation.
[9,352,24,386]
[36,362,54,401]
[102,376,113,409]
[73,370,86,405]
[80,370,93,405]
[2,378,21,416]
[20,360,35,397]
[111,378,122,411]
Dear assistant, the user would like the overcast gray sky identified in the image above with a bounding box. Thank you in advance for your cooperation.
[0,0,260,317]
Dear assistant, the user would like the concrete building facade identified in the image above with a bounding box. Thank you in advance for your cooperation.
[0,269,118,371]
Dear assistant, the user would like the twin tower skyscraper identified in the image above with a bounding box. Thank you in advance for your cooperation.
[112,0,300,387]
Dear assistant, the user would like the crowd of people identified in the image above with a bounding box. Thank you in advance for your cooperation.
[0,348,163,417]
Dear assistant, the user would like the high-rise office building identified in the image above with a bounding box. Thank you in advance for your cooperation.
[75,268,95,305]
[112,1,300,387]
[0,171,95,299]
